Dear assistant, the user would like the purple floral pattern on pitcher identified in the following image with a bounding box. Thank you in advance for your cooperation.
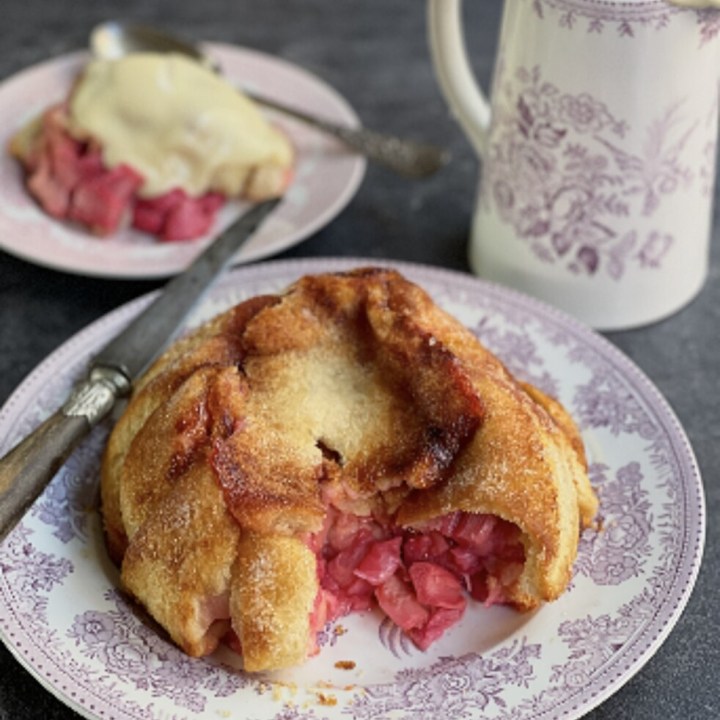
[698,8,720,46]
[530,0,718,42]
[480,65,709,278]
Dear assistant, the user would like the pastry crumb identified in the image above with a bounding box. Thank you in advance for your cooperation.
[316,692,338,706]
[334,660,356,670]
[270,681,298,702]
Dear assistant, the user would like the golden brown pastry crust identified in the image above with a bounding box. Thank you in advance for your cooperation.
[101,267,597,671]
[231,533,318,672]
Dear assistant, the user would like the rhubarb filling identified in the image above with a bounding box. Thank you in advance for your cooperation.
[306,508,525,651]
[10,101,292,241]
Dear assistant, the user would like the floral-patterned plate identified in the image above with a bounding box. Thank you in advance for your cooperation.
[0,258,704,719]
[0,47,365,278]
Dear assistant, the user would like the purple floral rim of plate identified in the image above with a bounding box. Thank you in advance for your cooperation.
[0,258,705,720]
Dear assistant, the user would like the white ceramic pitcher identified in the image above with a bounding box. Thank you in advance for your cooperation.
[428,0,720,330]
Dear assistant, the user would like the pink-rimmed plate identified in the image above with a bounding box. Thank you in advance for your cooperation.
[0,47,366,278]
[0,258,704,719]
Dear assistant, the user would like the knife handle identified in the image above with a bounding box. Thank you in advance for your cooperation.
[0,410,91,542]
[0,367,129,543]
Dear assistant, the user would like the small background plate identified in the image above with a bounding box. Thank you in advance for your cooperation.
[0,47,366,278]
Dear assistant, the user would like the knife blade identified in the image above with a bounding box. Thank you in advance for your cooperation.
[0,198,279,542]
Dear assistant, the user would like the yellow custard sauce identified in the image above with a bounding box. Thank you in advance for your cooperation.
[69,52,293,197]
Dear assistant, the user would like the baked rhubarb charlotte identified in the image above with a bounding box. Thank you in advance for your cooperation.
[101,268,598,672]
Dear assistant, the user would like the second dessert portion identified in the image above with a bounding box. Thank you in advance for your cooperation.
[9,53,294,241]
[101,268,598,672]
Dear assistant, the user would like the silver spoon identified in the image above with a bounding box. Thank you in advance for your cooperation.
[90,21,450,179]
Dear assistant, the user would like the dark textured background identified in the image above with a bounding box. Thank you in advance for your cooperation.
[0,1,718,718]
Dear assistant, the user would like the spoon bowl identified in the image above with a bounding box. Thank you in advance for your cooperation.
[90,21,450,179]
[92,22,207,64]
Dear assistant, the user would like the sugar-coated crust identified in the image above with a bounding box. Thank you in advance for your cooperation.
[231,533,318,672]
[101,297,276,561]
[101,268,598,671]
[519,383,598,528]
[211,269,484,533]
[389,280,597,606]
[121,459,239,657]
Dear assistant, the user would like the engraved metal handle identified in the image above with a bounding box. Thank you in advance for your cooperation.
[247,92,451,179]
[0,367,129,542]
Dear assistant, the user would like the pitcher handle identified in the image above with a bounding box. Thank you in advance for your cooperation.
[427,0,492,158]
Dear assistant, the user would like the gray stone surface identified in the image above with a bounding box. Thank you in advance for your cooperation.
[0,1,717,718]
